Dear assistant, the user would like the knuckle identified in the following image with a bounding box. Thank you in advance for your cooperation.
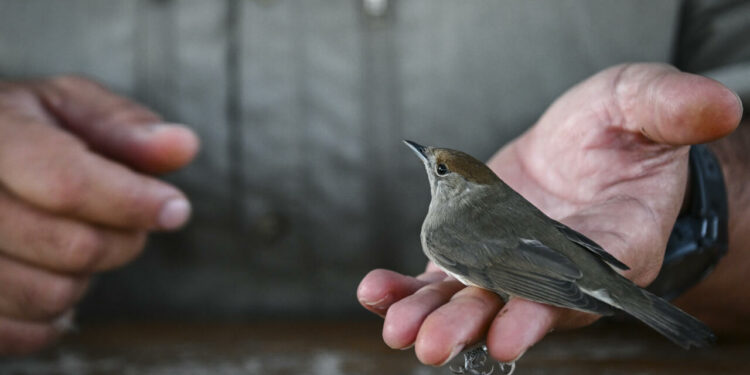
[49,74,159,125]
[106,98,160,125]
[0,83,37,110]
[60,227,106,272]
[40,167,88,214]
[49,74,100,91]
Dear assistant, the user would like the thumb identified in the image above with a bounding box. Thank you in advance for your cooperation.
[34,75,199,174]
[611,63,742,145]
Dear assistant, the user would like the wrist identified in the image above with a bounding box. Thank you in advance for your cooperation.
[648,145,728,300]
[673,122,750,331]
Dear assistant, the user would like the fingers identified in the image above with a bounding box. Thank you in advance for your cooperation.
[383,279,465,349]
[0,78,174,354]
[362,267,602,366]
[413,287,503,366]
[0,188,147,273]
[486,298,600,363]
[360,267,502,365]
[34,75,199,174]
[0,108,191,230]
[357,269,437,317]
[610,63,742,145]
[536,63,742,148]
[486,299,556,362]
[0,317,61,356]
[0,253,89,322]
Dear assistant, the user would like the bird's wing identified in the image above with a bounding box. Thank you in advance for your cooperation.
[425,227,617,315]
[549,220,630,271]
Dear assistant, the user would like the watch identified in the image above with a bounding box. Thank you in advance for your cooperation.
[647,144,729,300]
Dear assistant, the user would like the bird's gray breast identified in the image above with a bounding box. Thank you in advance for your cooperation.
[420,195,514,278]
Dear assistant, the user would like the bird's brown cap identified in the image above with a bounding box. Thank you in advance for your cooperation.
[433,148,499,185]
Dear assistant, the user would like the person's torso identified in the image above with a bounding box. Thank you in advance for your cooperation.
[0,0,683,317]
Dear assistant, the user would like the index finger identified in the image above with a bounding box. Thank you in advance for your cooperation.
[357,269,445,316]
[0,106,190,230]
[34,76,199,174]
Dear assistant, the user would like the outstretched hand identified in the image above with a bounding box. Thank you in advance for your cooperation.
[358,63,742,365]
[0,76,199,354]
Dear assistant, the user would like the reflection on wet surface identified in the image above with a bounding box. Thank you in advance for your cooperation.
[2,320,748,374]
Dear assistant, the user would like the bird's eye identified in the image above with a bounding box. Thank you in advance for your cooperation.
[436,163,449,176]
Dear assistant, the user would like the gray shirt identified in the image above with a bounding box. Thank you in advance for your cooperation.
[1,0,749,318]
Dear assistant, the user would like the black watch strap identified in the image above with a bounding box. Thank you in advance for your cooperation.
[647,144,729,301]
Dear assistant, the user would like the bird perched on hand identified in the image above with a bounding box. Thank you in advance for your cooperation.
[404,140,715,349]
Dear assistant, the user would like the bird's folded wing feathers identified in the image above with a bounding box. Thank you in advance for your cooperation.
[550,220,630,271]
[482,266,616,315]
[426,229,617,315]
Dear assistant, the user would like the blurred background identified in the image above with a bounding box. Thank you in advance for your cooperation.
[1,0,749,373]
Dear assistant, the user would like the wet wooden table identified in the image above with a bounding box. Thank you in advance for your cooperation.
[1,319,748,374]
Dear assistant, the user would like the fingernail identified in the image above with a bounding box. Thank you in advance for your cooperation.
[361,295,389,308]
[360,294,391,317]
[134,123,184,140]
[159,198,192,229]
[734,91,744,120]
[149,123,185,132]
[438,343,465,366]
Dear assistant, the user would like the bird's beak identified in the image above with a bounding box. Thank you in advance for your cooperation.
[403,140,429,163]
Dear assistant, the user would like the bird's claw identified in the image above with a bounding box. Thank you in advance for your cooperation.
[498,361,515,375]
[449,345,515,375]
[449,345,490,375]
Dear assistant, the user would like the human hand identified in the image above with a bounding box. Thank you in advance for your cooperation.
[0,76,199,355]
[358,63,742,365]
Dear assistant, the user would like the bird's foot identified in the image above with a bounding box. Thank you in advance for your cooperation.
[449,345,491,375]
[449,345,516,375]
[498,361,516,375]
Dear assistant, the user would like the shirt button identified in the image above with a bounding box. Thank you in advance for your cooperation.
[363,0,388,17]
[252,212,290,244]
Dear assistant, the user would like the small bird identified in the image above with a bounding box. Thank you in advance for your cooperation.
[404,140,715,349]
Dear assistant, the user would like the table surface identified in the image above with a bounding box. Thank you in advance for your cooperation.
[1,319,748,375]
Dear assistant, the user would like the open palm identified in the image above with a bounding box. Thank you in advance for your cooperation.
[358,63,742,365]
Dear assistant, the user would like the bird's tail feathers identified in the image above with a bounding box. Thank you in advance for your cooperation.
[614,287,715,349]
